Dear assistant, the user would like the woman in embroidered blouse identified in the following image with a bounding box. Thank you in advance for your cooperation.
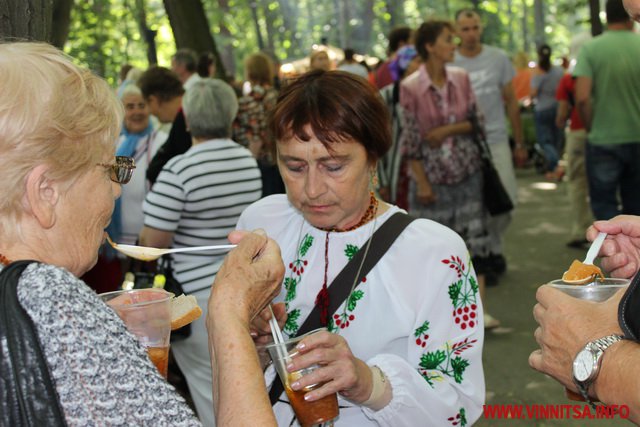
[239,70,485,426]
[400,20,495,329]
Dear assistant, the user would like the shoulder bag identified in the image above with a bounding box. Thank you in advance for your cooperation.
[268,212,416,405]
[0,261,67,426]
[468,105,514,216]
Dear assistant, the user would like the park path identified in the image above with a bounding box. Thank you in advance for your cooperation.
[476,168,629,426]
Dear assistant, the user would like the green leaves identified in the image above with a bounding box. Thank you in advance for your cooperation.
[414,320,430,337]
[420,350,446,370]
[344,244,359,260]
[451,357,470,384]
[284,277,297,302]
[284,309,300,334]
[300,234,314,257]
[347,290,364,311]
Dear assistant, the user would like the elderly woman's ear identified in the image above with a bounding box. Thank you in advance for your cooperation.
[23,165,60,229]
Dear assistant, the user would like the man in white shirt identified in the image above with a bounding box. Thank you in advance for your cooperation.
[171,48,202,90]
[454,8,528,285]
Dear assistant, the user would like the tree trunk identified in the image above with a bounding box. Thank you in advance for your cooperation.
[522,0,530,53]
[216,0,235,78]
[278,0,302,55]
[506,0,514,53]
[261,0,275,53]
[0,0,52,42]
[533,0,545,47]
[350,0,373,54]
[134,0,157,65]
[163,0,226,78]
[50,0,74,48]
[334,0,347,48]
[249,1,264,50]
[588,0,603,36]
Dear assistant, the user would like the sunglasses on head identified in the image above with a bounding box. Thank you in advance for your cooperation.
[97,156,136,184]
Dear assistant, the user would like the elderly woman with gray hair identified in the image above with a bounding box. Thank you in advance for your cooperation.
[139,78,263,426]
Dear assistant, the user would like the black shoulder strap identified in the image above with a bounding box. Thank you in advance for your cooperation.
[0,261,67,427]
[269,212,416,405]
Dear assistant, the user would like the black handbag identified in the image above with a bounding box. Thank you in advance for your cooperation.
[0,261,67,426]
[122,255,191,341]
[468,105,514,216]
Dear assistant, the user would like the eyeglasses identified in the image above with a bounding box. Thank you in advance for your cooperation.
[97,156,136,184]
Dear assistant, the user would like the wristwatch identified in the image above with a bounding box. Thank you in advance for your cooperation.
[572,334,624,405]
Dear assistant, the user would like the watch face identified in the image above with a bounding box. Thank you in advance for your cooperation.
[573,349,596,382]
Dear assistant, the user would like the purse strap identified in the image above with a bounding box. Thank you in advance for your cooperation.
[468,104,493,162]
[269,212,416,405]
[0,261,67,426]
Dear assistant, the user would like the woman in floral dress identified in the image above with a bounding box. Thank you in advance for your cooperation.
[238,70,485,426]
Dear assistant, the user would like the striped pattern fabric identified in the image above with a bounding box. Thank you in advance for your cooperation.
[143,139,262,293]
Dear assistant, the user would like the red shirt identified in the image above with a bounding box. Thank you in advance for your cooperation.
[555,73,584,130]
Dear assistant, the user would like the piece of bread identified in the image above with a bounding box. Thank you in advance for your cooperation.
[171,294,202,330]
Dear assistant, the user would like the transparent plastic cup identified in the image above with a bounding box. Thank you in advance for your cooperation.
[548,278,630,302]
[99,288,172,378]
[547,277,630,401]
[264,329,339,426]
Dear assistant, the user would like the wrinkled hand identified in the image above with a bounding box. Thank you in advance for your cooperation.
[250,302,287,346]
[416,181,436,205]
[528,285,624,393]
[286,330,373,404]
[588,216,640,279]
[424,127,449,148]
[209,229,285,325]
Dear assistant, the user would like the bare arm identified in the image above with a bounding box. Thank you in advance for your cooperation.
[503,81,528,166]
[208,230,284,426]
[409,159,435,205]
[575,76,593,132]
[424,121,472,148]
[593,340,640,423]
[555,100,570,130]
[138,226,174,248]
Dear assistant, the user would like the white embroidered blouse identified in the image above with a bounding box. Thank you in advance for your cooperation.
[237,195,485,426]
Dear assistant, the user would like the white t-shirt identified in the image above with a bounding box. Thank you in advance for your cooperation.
[117,129,168,245]
[237,195,485,426]
[453,45,515,144]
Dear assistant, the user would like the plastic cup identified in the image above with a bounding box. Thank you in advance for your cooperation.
[264,329,339,426]
[547,277,630,401]
[547,278,630,302]
[99,288,172,378]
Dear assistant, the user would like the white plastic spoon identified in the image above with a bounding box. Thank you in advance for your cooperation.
[562,232,607,285]
[107,236,236,261]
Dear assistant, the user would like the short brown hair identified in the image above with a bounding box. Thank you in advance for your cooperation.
[415,20,455,61]
[137,66,184,102]
[269,70,391,162]
[245,52,274,86]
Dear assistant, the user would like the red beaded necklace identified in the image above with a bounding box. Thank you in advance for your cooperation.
[0,253,12,266]
[317,192,379,233]
[314,192,379,326]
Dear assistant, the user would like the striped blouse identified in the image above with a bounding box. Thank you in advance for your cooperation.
[142,139,262,294]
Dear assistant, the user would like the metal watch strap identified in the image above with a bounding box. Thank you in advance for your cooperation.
[589,335,624,352]
[574,334,624,409]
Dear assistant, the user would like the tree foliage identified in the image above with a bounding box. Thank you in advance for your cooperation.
[1,0,597,85]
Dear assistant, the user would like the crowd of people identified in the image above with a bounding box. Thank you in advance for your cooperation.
[3,0,640,425]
